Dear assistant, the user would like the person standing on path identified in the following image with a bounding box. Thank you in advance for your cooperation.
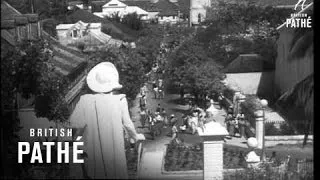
[237,112,246,139]
[140,108,148,128]
[139,94,147,111]
[156,104,161,113]
[161,108,168,128]
[153,84,158,99]
[225,108,236,138]
[69,62,145,179]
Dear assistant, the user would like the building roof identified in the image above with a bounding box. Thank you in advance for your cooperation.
[91,0,111,12]
[1,1,23,21]
[56,21,101,30]
[66,7,138,41]
[155,0,179,16]
[125,6,149,14]
[176,0,190,15]
[123,0,159,12]
[68,1,84,6]
[89,30,112,43]
[1,1,87,78]
[67,7,111,23]
[222,54,272,73]
[92,0,179,15]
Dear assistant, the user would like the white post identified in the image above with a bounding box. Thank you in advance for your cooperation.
[198,122,228,180]
[254,110,264,149]
[203,139,224,180]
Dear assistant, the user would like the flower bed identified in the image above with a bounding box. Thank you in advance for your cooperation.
[164,142,248,171]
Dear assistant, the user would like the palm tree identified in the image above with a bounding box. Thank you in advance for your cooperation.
[278,74,313,147]
[277,8,313,147]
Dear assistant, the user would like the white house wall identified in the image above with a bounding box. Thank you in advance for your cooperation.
[224,72,274,97]
[190,0,211,25]
[158,16,179,24]
[56,22,103,46]
[190,8,207,25]
[148,12,159,20]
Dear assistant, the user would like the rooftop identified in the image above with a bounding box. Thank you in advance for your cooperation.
[1,1,87,78]
[223,54,273,73]
[56,21,102,30]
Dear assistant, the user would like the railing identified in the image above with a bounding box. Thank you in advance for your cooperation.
[297,158,313,174]
[224,159,314,180]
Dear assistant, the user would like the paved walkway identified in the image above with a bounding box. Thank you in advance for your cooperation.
[128,84,252,179]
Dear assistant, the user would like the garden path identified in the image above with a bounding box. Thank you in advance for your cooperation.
[129,84,251,179]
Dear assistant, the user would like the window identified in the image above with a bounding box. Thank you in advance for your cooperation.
[73,29,78,38]
[198,13,201,23]
[173,16,175,19]
[109,4,118,6]
[161,16,163,20]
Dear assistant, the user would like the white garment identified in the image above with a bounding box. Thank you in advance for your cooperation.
[245,151,260,163]
[206,104,218,116]
[188,116,199,127]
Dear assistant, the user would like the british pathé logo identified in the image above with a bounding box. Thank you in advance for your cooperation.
[294,0,307,10]
[286,0,312,28]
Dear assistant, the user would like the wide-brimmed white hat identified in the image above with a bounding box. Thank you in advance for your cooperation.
[86,62,123,93]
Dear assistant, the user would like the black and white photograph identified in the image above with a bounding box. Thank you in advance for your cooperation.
[1,0,313,179]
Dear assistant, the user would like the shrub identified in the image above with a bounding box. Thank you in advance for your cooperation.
[265,123,281,135]
[241,95,262,127]
[279,123,296,135]
[223,88,235,101]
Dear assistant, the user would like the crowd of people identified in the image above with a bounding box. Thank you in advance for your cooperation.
[224,107,255,139]
[139,77,255,144]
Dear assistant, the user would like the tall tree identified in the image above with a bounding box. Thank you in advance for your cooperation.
[278,12,313,147]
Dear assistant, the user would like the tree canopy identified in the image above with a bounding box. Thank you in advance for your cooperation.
[1,39,70,122]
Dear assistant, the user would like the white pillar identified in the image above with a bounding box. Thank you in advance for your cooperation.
[198,122,228,180]
[254,110,264,149]
[203,140,224,180]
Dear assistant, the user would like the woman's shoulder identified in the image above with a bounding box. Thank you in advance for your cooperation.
[80,93,126,101]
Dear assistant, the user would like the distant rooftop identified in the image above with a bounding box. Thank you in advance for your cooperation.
[223,54,273,73]
[56,21,102,30]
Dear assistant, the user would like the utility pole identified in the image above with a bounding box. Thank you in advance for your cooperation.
[30,0,34,13]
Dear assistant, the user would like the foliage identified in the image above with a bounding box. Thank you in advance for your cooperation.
[166,40,226,100]
[1,39,70,122]
[225,167,313,180]
[106,11,122,23]
[265,123,281,136]
[135,25,165,70]
[6,0,69,21]
[202,2,292,67]
[88,47,147,102]
[240,95,262,125]
[121,12,144,31]
[163,25,194,50]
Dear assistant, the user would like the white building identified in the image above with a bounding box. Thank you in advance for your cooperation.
[190,0,211,26]
[56,20,124,48]
[92,0,181,24]
[56,21,104,45]
[96,0,149,20]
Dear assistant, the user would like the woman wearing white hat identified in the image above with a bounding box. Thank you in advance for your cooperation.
[69,62,145,179]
